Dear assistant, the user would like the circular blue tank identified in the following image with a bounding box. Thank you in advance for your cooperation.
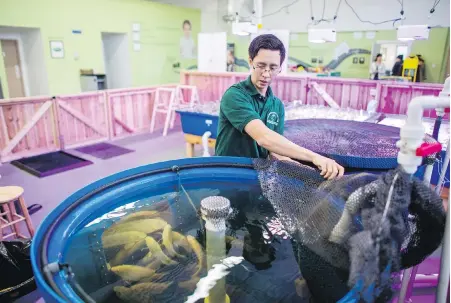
[31,157,355,303]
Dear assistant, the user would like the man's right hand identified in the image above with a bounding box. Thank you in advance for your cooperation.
[312,155,345,180]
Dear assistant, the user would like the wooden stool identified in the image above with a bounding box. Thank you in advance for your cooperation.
[0,186,35,240]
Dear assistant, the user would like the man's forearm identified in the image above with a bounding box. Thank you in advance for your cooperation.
[258,130,318,162]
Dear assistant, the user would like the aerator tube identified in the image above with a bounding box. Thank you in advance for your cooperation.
[200,196,231,303]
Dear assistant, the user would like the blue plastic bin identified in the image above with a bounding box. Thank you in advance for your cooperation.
[176,110,219,139]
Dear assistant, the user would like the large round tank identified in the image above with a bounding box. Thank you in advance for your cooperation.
[31,157,351,303]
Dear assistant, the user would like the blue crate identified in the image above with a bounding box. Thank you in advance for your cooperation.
[176,110,219,139]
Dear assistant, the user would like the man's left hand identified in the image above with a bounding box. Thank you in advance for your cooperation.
[312,155,345,180]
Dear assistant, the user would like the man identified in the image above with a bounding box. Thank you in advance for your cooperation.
[215,34,344,180]
[392,55,404,77]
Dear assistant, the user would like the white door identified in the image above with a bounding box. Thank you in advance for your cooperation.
[198,32,227,72]
[102,33,132,89]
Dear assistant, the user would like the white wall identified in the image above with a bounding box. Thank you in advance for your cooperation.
[102,33,132,89]
[20,29,49,96]
[262,0,450,32]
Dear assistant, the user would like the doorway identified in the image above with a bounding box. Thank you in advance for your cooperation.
[1,39,25,98]
[101,33,131,89]
[0,26,49,98]
[371,41,410,76]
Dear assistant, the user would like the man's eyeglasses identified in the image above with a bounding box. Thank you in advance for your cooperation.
[252,64,281,76]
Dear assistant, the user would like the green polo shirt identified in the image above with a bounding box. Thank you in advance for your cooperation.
[215,76,285,159]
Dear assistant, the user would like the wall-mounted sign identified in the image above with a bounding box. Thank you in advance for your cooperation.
[72,29,82,34]
[132,23,141,32]
[50,40,64,59]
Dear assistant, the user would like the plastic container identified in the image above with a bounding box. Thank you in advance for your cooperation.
[176,110,219,139]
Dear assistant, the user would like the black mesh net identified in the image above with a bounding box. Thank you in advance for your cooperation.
[252,158,446,303]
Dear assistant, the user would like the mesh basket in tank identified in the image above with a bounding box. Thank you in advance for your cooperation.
[253,158,446,303]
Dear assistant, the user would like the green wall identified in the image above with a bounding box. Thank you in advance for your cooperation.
[0,0,200,97]
[228,28,450,83]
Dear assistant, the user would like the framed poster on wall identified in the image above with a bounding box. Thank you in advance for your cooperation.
[250,29,290,74]
[50,40,64,58]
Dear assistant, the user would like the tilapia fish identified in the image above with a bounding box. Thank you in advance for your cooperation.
[114,282,173,303]
[186,235,204,276]
[111,265,156,281]
[145,236,177,265]
[172,231,192,254]
[119,210,159,223]
[178,276,200,291]
[162,225,185,259]
[103,218,168,236]
[102,231,147,248]
[110,240,146,266]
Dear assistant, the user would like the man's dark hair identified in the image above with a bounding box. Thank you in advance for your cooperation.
[183,20,191,28]
[248,34,286,65]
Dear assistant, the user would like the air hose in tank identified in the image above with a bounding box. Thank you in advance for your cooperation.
[44,262,96,303]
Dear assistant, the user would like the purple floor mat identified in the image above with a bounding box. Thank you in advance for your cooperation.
[75,142,134,160]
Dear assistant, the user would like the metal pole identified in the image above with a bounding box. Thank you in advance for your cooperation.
[436,142,451,303]
[436,196,450,303]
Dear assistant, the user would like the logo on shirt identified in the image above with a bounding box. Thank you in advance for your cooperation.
[267,112,279,126]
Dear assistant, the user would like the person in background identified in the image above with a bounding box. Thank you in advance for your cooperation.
[391,55,404,76]
[215,34,344,180]
[180,20,196,59]
[370,53,386,80]
[416,55,426,82]
[227,50,236,72]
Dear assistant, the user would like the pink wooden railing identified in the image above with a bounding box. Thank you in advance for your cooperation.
[181,71,445,117]
[56,91,109,149]
[0,84,181,162]
[0,72,447,163]
[107,84,178,140]
[0,96,60,162]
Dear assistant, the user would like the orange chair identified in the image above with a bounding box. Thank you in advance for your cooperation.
[0,186,35,240]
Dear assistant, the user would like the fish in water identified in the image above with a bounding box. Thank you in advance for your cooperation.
[178,276,200,292]
[145,236,177,266]
[162,225,185,259]
[172,231,192,254]
[104,218,168,236]
[102,231,147,248]
[110,240,146,266]
[294,277,310,299]
[111,265,156,281]
[119,210,159,223]
[114,282,173,303]
[186,235,204,276]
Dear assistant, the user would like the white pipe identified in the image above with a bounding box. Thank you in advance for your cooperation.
[397,94,450,174]
[253,0,262,26]
[423,164,434,185]
[396,77,450,303]
[202,131,212,157]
